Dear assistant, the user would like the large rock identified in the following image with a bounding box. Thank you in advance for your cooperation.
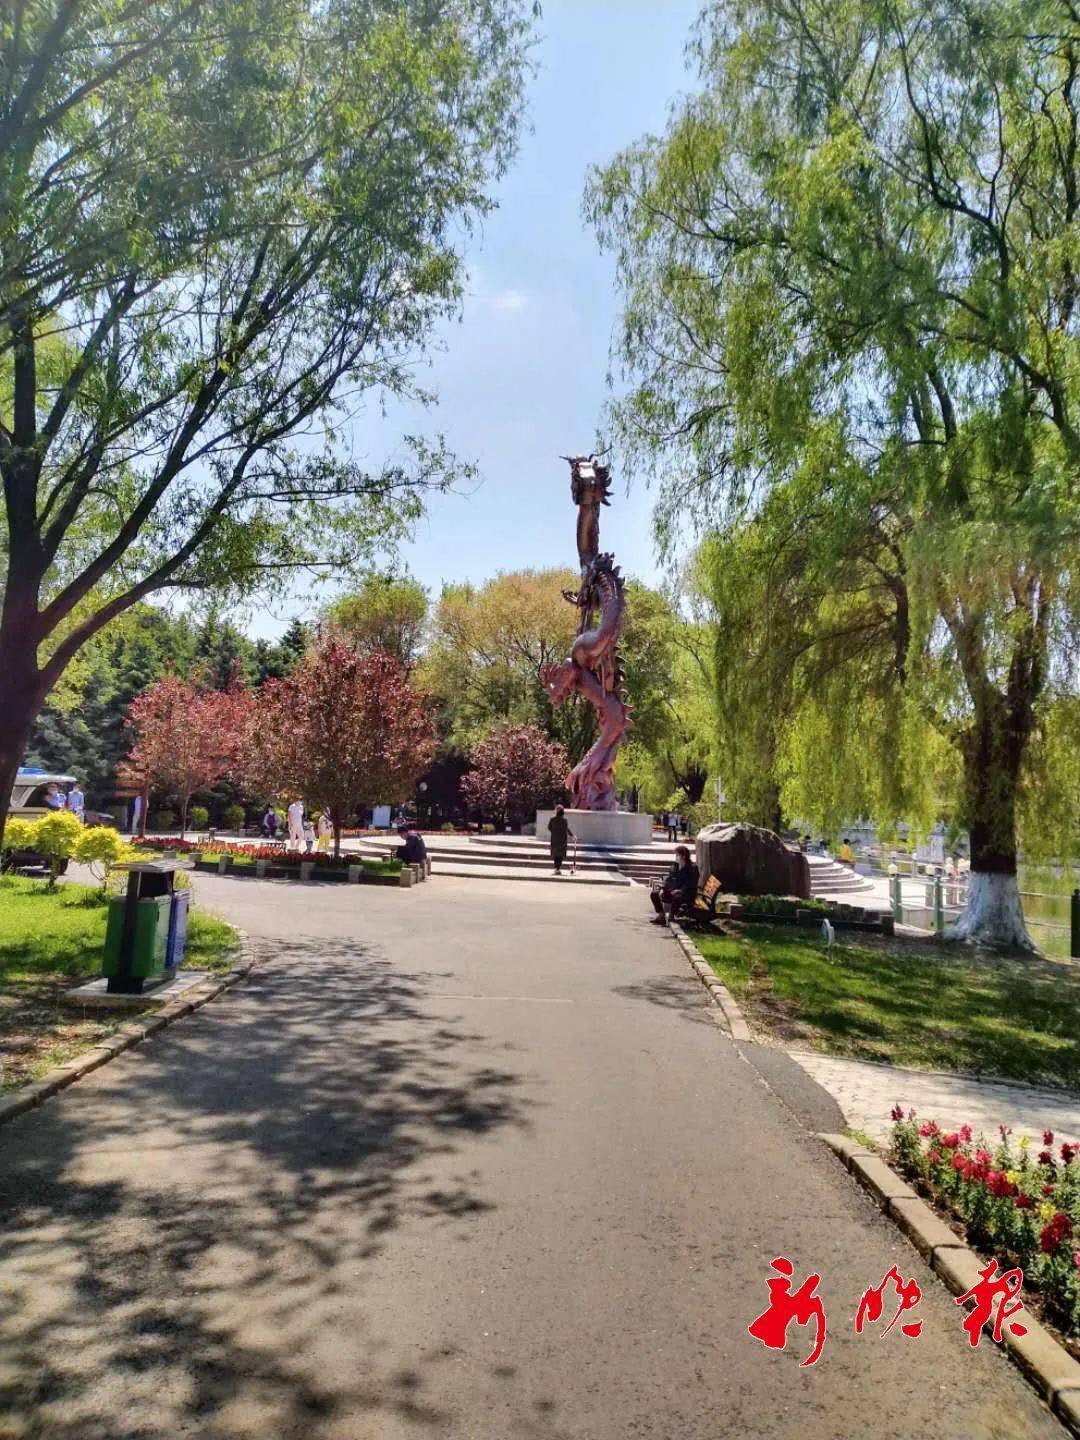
[695,822,810,900]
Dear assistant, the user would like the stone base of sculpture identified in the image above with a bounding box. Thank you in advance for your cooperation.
[536,808,654,849]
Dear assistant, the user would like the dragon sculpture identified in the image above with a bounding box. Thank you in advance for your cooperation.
[540,455,631,811]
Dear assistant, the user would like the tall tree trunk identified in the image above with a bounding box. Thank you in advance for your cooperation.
[0,632,43,850]
[947,694,1032,950]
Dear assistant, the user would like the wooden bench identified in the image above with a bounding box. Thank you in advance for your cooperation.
[679,873,724,930]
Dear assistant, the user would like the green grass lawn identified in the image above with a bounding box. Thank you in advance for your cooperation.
[695,924,1080,1089]
[0,874,237,1090]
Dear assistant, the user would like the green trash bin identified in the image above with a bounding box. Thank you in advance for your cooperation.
[102,859,190,993]
[103,894,171,982]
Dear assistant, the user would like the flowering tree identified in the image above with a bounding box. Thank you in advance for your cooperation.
[461,723,568,831]
[126,677,254,838]
[244,636,436,857]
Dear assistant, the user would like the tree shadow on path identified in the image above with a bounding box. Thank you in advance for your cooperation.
[0,936,547,1439]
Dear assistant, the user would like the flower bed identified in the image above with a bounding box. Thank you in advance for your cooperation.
[725,894,891,933]
[738,895,832,918]
[137,839,404,882]
[891,1110,1080,1338]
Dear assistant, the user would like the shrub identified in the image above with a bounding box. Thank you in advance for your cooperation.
[29,810,85,888]
[151,809,176,830]
[224,804,246,831]
[1,817,38,852]
[74,826,135,888]
[189,805,210,830]
[737,894,831,917]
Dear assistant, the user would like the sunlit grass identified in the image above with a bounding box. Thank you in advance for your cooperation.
[696,924,1080,1087]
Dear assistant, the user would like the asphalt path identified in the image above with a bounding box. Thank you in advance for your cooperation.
[0,874,1065,1438]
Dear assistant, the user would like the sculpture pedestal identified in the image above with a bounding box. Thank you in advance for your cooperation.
[536,809,654,848]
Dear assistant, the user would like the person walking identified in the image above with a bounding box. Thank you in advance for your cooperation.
[547,804,572,875]
[316,812,332,854]
[66,783,85,822]
[286,797,304,852]
[302,816,316,853]
[666,811,679,842]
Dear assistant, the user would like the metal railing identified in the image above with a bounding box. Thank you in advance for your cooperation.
[880,871,1080,958]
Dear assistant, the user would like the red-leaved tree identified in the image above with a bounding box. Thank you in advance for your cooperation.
[461,723,568,831]
[125,677,254,837]
[243,635,436,857]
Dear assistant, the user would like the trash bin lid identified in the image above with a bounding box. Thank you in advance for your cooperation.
[111,859,194,873]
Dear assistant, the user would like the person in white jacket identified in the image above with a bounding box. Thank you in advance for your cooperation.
[286,798,305,851]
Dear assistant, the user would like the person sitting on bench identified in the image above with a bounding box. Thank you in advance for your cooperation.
[650,845,699,925]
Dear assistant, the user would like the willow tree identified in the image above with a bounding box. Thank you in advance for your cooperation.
[589,0,1080,947]
[0,0,531,844]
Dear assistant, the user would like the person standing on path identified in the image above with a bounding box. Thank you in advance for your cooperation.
[65,783,85,822]
[316,812,332,854]
[548,804,572,874]
[286,798,305,852]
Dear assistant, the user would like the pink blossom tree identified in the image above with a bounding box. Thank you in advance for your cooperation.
[125,677,254,837]
[243,635,437,857]
[461,723,568,831]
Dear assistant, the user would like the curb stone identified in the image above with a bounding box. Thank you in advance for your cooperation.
[668,920,753,1041]
[0,930,255,1129]
[819,1133,1080,1434]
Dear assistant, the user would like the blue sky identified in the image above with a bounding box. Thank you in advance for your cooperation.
[252,0,702,637]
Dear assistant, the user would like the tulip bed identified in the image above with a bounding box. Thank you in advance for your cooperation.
[134,838,403,880]
[891,1110,1080,1338]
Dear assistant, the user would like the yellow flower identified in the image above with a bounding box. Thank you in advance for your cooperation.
[1018,1135,1031,1151]
[1038,1202,1056,1223]
[1005,1170,1021,1186]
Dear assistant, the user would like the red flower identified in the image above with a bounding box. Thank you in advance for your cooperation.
[891,1103,905,1123]
[1015,1194,1034,1210]
[918,1121,940,1138]
[927,1147,944,1167]
[1039,1213,1074,1254]
[1043,1184,1055,1197]
[950,1153,967,1171]
[1043,1130,1054,1146]
[1038,1151,1055,1167]
[1061,1143,1077,1164]
[941,1132,961,1149]
[986,1171,1016,1197]
[958,1125,973,1143]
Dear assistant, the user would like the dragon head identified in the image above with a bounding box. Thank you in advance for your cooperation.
[540,659,577,705]
[564,454,612,509]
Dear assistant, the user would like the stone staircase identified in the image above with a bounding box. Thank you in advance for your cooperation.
[344,833,884,899]
[345,832,677,885]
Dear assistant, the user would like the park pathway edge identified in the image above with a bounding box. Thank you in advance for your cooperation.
[0,928,256,1129]
[668,917,753,1040]
[666,916,1080,1435]
[820,1133,1080,1435]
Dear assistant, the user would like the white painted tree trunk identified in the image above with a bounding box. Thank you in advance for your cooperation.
[946,871,1035,951]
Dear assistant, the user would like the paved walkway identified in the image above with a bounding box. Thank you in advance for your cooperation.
[788,1049,1080,1148]
[0,876,1067,1438]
